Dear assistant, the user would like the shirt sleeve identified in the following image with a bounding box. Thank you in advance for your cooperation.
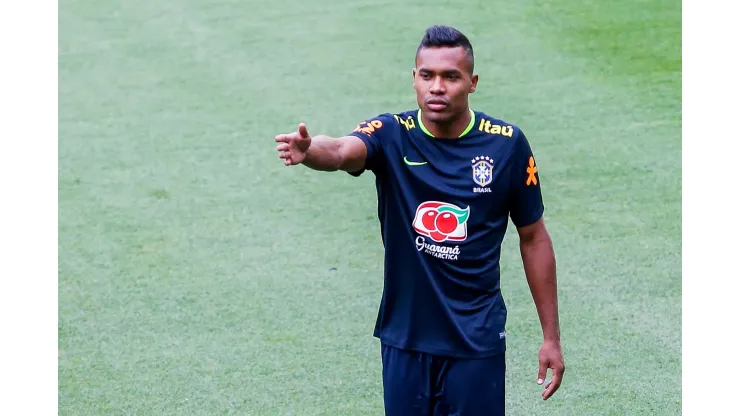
[346,113,395,176]
[508,129,545,227]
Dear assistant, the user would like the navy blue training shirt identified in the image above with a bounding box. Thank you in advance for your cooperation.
[348,109,544,359]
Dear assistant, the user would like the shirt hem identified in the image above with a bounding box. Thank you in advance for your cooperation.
[375,335,506,359]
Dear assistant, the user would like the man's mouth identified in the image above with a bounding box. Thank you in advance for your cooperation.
[426,98,448,111]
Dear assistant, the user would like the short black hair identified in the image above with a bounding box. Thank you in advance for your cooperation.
[416,25,475,74]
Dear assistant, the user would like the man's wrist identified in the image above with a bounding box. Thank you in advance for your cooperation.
[543,332,561,343]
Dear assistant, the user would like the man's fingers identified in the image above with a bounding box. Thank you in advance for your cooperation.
[274,125,309,167]
[542,367,564,400]
[275,132,299,143]
[537,360,547,385]
[298,123,310,139]
[541,381,551,398]
[542,379,561,400]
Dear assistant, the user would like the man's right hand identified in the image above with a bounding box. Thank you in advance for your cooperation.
[275,123,312,166]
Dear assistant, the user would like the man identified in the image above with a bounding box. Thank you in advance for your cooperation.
[274,25,564,415]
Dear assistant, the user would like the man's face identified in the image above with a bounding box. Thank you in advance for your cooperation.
[413,46,478,124]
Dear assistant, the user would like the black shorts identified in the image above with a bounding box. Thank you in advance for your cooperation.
[381,343,506,416]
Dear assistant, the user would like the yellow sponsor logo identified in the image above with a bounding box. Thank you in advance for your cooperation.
[353,119,384,135]
[478,119,513,137]
[393,114,416,131]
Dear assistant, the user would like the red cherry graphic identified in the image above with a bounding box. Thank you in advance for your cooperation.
[429,231,447,242]
[435,212,458,235]
[422,210,438,230]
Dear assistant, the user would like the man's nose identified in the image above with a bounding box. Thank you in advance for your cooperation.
[430,77,445,94]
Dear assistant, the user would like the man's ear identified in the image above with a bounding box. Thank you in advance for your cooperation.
[470,74,479,93]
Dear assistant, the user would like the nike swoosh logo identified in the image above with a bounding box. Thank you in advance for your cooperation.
[404,156,427,166]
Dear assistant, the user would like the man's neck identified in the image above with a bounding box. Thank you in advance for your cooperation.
[419,108,474,139]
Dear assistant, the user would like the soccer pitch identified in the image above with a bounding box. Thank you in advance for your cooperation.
[58,0,681,414]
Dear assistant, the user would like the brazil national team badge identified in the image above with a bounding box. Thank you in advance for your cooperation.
[472,156,494,193]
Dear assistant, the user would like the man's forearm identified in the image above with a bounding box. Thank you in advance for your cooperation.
[302,135,343,171]
[521,235,560,342]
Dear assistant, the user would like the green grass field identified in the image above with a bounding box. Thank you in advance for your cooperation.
[59,0,681,414]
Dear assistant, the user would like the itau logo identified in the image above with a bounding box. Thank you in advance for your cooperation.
[412,201,470,242]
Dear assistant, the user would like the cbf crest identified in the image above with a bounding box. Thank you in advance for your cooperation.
[472,156,494,193]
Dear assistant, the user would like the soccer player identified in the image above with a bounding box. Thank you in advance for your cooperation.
[274,25,564,415]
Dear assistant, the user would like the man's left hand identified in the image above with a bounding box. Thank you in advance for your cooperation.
[537,340,565,400]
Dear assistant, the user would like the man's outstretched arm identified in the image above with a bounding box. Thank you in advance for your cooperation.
[517,217,565,401]
[275,123,368,172]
